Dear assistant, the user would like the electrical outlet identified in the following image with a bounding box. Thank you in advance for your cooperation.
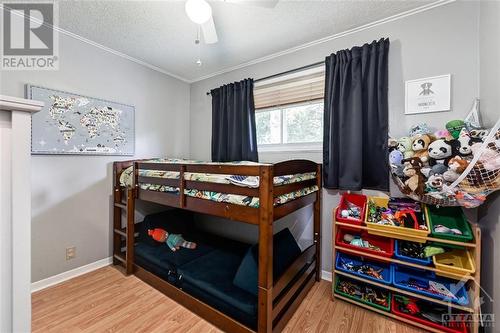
[66,246,76,260]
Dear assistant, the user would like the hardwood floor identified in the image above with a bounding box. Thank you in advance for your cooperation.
[32,266,426,333]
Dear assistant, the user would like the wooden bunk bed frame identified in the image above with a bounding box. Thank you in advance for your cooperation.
[112,159,322,333]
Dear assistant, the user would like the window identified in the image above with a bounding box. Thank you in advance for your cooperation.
[255,101,324,147]
[254,66,325,151]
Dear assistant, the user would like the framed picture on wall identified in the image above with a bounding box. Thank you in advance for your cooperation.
[28,85,135,155]
[405,74,451,115]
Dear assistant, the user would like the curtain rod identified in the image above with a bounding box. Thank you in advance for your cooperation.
[205,60,325,96]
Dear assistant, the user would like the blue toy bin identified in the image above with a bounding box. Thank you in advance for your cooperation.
[394,240,432,266]
[335,252,392,285]
[391,265,469,306]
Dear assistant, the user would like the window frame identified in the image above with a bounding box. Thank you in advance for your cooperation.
[255,99,324,153]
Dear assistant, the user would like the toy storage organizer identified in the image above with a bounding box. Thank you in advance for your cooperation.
[332,194,482,333]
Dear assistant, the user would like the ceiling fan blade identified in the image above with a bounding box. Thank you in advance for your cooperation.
[201,16,218,44]
[225,0,279,8]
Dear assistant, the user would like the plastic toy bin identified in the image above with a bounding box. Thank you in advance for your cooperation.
[391,266,469,306]
[336,193,367,226]
[365,196,430,243]
[335,251,393,285]
[426,206,473,243]
[334,275,391,312]
[394,240,432,266]
[433,248,475,279]
[335,227,394,258]
[391,295,468,333]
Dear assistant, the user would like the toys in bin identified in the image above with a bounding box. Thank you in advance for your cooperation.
[392,295,468,333]
[367,197,427,231]
[388,114,500,208]
[336,278,389,309]
[336,193,366,225]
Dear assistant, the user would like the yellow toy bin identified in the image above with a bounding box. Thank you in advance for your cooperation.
[433,248,475,279]
[364,196,430,243]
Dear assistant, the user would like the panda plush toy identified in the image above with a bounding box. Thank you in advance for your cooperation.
[428,139,460,167]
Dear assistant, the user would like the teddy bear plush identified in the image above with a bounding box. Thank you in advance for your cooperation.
[428,138,460,167]
[397,136,414,159]
[402,157,425,196]
[411,134,435,164]
[443,156,469,182]
[425,174,444,192]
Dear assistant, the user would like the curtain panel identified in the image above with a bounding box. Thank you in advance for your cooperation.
[323,38,390,190]
[211,78,258,162]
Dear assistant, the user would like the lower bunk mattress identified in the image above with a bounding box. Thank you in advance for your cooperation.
[133,210,304,330]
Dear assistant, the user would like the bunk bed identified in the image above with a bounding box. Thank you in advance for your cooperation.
[112,159,322,333]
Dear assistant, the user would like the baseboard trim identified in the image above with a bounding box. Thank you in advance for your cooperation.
[31,257,112,293]
[321,270,332,282]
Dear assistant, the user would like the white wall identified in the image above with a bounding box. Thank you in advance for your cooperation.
[0,33,191,282]
[189,1,481,273]
[478,1,500,331]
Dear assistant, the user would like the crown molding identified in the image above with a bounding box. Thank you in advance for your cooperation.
[190,0,455,83]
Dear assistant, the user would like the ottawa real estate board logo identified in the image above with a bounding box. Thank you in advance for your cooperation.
[1,2,59,70]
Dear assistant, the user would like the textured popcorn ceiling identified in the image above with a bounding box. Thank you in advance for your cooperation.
[57,0,436,82]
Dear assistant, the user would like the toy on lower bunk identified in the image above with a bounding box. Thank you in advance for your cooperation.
[388,116,500,207]
[339,258,384,280]
[342,233,382,252]
[337,279,389,308]
[148,228,197,252]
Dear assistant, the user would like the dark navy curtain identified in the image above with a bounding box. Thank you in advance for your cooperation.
[211,78,258,162]
[323,38,390,190]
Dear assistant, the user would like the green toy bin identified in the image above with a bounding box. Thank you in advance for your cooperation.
[334,275,391,312]
[426,206,473,243]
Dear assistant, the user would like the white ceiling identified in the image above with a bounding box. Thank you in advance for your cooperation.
[57,0,437,82]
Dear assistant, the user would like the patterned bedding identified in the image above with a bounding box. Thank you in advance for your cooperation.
[119,159,318,207]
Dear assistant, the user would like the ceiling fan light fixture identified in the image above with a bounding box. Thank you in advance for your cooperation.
[185,0,212,25]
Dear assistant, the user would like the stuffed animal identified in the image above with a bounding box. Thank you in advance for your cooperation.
[457,130,482,158]
[434,129,452,139]
[443,156,469,182]
[469,129,489,140]
[428,139,459,167]
[411,134,435,164]
[148,228,197,252]
[409,123,432,137]
[397,137,414,159]
[402,157,425,196]
[388,137,399,152]
[446,120,466,139]
[429,163,449,176]
[425,174,444,192]
[389,150,405,177]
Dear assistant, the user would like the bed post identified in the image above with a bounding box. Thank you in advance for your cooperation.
[314,164,322,282]
[258,165,273,333]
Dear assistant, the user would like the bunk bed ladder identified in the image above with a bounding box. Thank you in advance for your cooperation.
[113,186,136,275]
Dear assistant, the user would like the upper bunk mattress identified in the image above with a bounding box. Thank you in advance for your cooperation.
[119,159,318,207]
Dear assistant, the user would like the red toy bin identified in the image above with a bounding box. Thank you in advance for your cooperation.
[391,295,468,333]
[336,193,367,226]
[335,227,394,258]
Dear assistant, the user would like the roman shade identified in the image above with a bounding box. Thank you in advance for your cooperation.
[254,70,325,109]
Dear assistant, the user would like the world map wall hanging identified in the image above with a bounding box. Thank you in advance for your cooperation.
[28,85,135,155]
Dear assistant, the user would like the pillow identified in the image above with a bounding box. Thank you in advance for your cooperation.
[232,228,302,296]
[138,209,195,247]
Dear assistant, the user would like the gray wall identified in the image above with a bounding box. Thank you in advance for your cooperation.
[189,1,481,274]
[478,1,500,331]
[0,33,191,282]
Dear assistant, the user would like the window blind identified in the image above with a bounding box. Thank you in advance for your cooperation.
[254,70,325,110]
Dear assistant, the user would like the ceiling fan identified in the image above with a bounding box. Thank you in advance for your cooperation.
[185,0,279,45]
